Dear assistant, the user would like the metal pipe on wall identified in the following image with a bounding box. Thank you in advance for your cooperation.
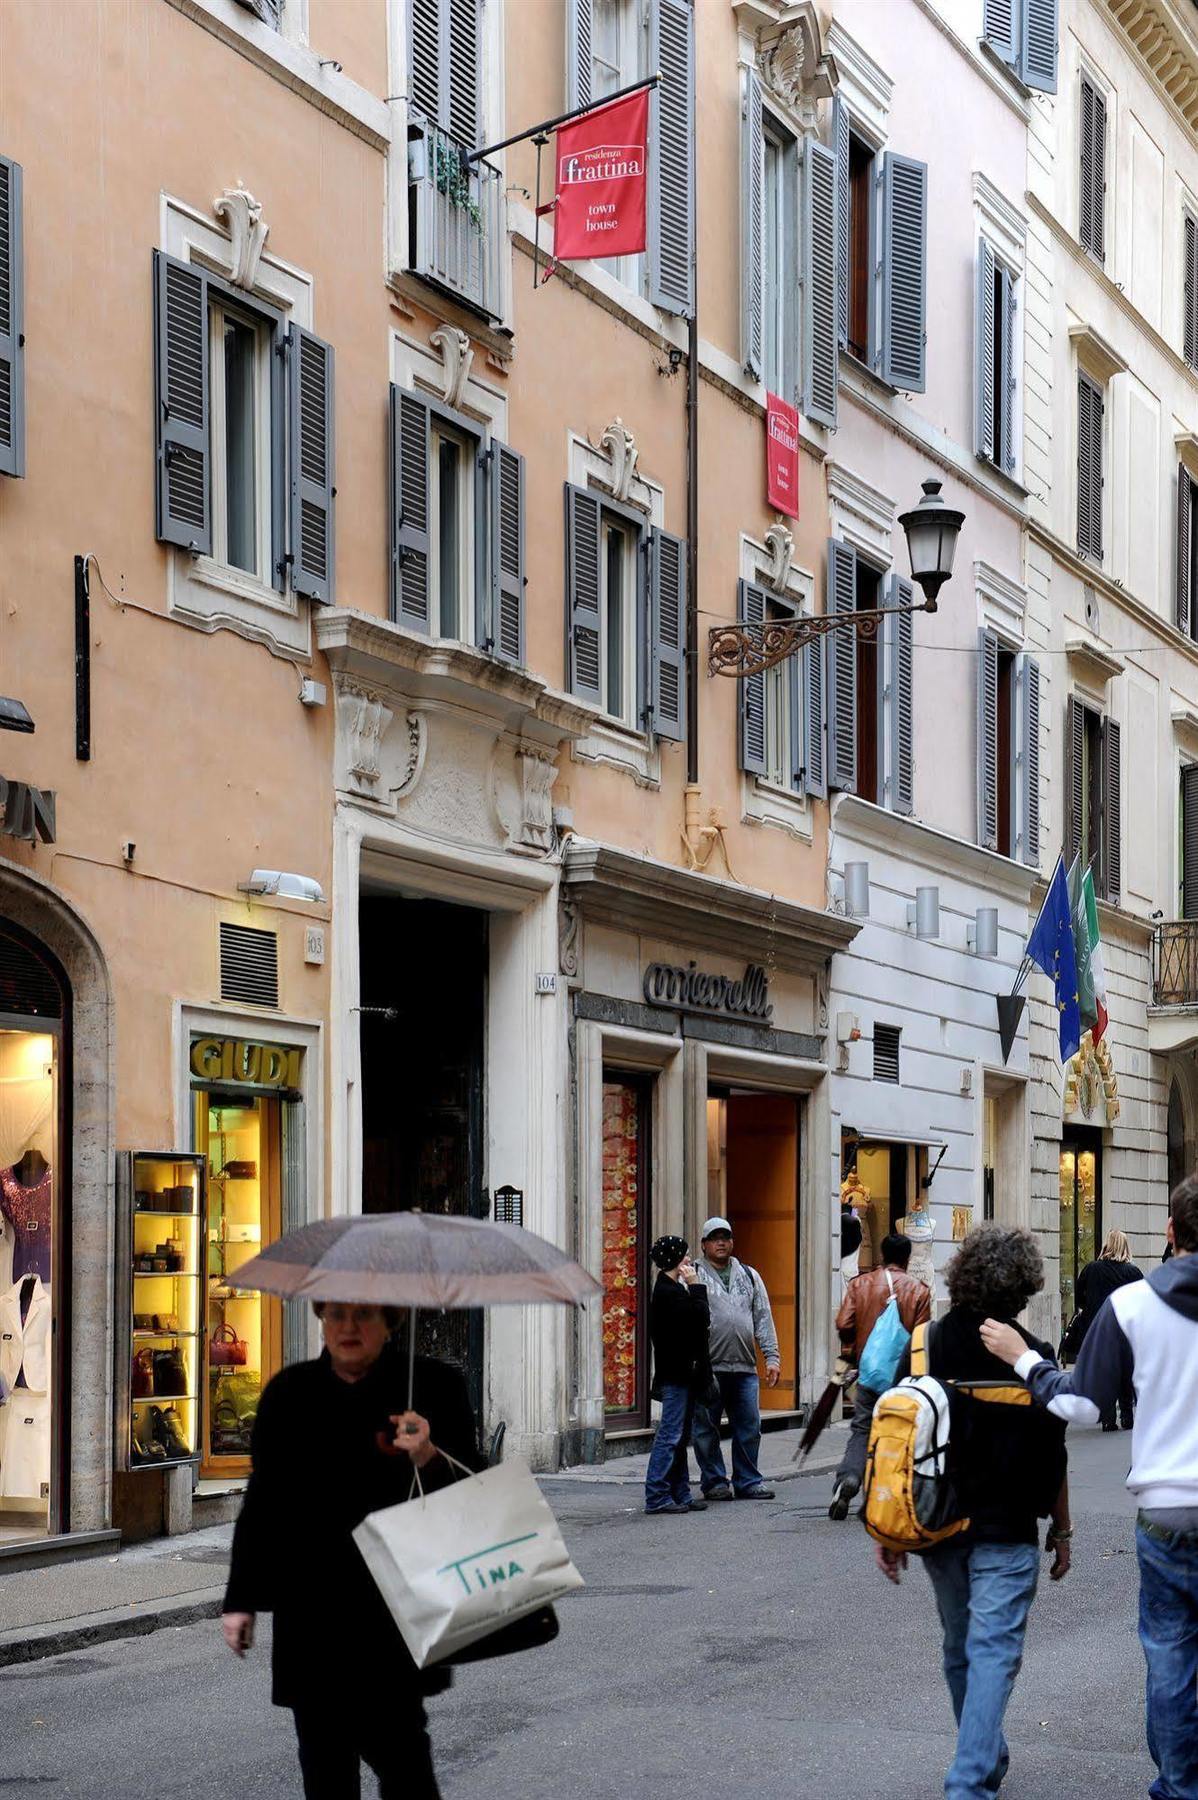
[686,311,699,787]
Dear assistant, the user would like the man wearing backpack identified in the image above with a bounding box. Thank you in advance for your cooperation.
[873,1226,1071,1800]
[981,1177,1198,1800]
[829,1233,931,1520]
[691,1218,780,1500]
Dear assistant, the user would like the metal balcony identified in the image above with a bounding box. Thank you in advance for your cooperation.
[407,119,504,322]
[1153,920,1198,1007]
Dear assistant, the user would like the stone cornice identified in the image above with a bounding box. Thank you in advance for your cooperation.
[830,795,1039,901]
[1026,516,1198,673]
[561,841,859,973]
[1100,0,1198,138]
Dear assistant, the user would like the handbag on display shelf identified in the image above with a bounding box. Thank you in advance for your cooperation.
[221,1161,257,1181]
[152,1347,188,1397]
[210,1323,248,1368]
[132,1348,154,1399]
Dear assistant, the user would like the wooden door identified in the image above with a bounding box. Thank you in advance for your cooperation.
[725,1094,799,1413]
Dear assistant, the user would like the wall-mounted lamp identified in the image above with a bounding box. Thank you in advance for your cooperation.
[967,907,999,958]
[844,862,871,918]
[907,886,940,939]
[238,869,325,903]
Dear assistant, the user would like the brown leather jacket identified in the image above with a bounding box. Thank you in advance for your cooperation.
[836,1265,931,1362]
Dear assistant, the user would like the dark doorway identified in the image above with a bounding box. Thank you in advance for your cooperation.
[1168,1080,1187,1200]
[720,1092,800,1414]
[359,897,487,1419]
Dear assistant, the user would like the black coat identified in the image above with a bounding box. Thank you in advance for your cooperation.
[649,1272,711,1396]
[223,1342,483,1707]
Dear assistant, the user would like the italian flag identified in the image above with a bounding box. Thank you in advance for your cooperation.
[1081,866,1109,1043]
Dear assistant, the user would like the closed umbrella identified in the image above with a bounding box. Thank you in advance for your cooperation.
[230,1210,600,1406]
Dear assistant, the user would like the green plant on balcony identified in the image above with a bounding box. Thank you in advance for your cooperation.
[432,139,484,232]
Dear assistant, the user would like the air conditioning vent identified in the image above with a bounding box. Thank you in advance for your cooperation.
[0,928,63,1019]
[873,1023,901,1084]
[220,922,279,1009]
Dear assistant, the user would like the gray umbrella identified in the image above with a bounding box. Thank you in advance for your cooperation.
[229,1210,600,1406]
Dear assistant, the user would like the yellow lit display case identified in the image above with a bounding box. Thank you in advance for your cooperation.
[114,1152,206,1470]
[196,1094,282,1476]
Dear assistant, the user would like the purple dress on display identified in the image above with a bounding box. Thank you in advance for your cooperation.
[0,1164,52,1285]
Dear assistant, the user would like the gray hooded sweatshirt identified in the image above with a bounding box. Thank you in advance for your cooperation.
[696,1255,780,1374]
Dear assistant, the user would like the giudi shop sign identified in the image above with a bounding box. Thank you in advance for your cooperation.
[190,1036,303,1089]
[0,778,55,845]
[642,960,773,1024]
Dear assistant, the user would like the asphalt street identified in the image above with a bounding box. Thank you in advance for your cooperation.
[0,1429,1155,1800]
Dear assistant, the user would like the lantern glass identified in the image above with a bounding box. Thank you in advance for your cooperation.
[898,479,965,606]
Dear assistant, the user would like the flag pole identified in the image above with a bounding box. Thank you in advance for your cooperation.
[468,73,661,165]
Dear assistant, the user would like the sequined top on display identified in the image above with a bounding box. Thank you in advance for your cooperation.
[0,1165,52,1284]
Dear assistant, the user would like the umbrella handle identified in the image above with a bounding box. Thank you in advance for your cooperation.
[407,1305,417,1411]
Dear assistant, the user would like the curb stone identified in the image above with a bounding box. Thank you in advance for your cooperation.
[0,1587,224,1668]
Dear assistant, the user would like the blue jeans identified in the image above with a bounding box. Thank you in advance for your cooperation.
[644,1384,696,1511]
[691,1371,764,1495]
[1137,1518,1198,1799]
[923,1539,1040,1799]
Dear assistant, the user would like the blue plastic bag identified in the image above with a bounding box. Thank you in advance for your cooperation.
[858,1280,911,1393]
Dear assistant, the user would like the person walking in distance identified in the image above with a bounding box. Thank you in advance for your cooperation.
[643,1236,711,1516]
[691,1217,781,1501]
[1066,1227,1143,1429]
[981,1177,1198,1800]
[875,1227,1071,1800]
[829,1233,931,1520]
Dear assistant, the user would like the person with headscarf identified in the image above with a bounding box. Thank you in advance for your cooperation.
[644,1236,711,1515]
[1069,1227,1144,1428]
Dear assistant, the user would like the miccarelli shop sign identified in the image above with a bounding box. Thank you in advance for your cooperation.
[642,960,773,1025]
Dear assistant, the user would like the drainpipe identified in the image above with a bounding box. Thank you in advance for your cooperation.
[686,309,699,788]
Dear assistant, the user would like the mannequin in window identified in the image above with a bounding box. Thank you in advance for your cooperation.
[0,1146,51,1285]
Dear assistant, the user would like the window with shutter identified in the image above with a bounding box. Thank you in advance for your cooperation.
[1064,693,1085,868]
[0,154,24,480]
[826,539,858,793]
[1181,764,1198,920]
[391,386,432,630]
[999,266,1017,474]
[1186,211,1198,372]
[289,326,335,605]
[650,527,686,742]
[1020,0,1058,92]
[490,441,525,665]
[1178,463,1198,640]
[1103,715,1121,901]
[737,580,768,778]
[408,0,481,142]
[1080,75,1106,264]
[977,628,999,851]
[647,0,694,316]
[566,0,594,111]
[804,634,826,799]
[1018,654,1041,868]
[983,0,1016,63]
[832,97,850,352]
[566,485,603,707]
[1077,371,1104,561]
[880,154,928,391]
[888,576,915,816]
[975,242,997,465]
[154,252,212,555]
[565,485,654,728]
[803,139,838,429]
[741,68,764,384]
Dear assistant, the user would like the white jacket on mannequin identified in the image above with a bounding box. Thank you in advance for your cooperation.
[0,1275,50,1394]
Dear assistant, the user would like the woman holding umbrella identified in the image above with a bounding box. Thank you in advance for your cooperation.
[221,1299,482,1799]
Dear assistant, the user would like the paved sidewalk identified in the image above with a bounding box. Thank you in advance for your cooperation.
[0,1423,847,1666]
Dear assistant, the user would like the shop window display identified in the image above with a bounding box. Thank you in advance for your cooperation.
[0,1028,57,1542]
[601,1078,649,1423]
[120,1153,204,1468]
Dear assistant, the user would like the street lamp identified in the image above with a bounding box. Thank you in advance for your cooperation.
[897,480,965,610]
[707,477,965,678]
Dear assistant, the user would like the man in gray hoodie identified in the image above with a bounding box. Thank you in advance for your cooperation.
[982,1174,1198,1800]
[691,1217,781,1500]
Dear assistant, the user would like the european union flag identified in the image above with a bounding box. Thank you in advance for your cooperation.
[1026,856,1082,1061]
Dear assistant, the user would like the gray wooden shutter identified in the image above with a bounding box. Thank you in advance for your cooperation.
[983,0,1016,61]
[648,0,694,317]
[566,484,602,704]
[288,326,335,604]
[999,266,1017,473]
[233,0,282,21]
[1020,653,1041,868]
[1180,212,1187,370]
[447,0,480,144]
[1020,0,1058,92]
[153,251,211,554]
[650,527,686,742]
[1103,715,1121,900]
[1077,372,1103,560]
[804,634,826,798]
[879,152,927,391]
[1080,76,1105,263]
[1182,764,1198,920]
[0,156,24,480]
[409,0,442,124]
[975,240,996,463]
[833,96,849,350]
[826,538,857,792]
[803,139,838,429]
[1179,463,1194,638]
[888,575,914,816]
[390,384,431,629]
[490,440,525,664]
[737,580,767,776]
[977,627,999,851]
[566,0,593,112]
[1064,693,1084,866]
[741,67,764,383]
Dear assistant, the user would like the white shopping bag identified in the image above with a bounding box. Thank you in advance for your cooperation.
[352,1457,584,1668]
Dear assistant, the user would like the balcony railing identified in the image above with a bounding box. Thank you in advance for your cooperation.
[408,119,504,322]
[1153,920,1198,1006]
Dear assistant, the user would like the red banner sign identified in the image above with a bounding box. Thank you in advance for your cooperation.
[766,393,800,519]
[554,88,649,262]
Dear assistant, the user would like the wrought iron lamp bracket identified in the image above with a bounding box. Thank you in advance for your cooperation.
[707,598,937,679]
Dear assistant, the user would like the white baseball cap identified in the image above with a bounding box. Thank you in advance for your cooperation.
[701,1216,733,1239]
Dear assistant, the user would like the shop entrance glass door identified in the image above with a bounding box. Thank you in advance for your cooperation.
[196,1092,282,1475]
[1059,1127,1102,1330]
[601,1073,652,1428]
[709,1092,800,1414]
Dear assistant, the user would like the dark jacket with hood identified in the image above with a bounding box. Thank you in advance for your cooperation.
[1014,1256,1198,1512]
[649,1273,711,1397]
[223,1343,483,1707]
